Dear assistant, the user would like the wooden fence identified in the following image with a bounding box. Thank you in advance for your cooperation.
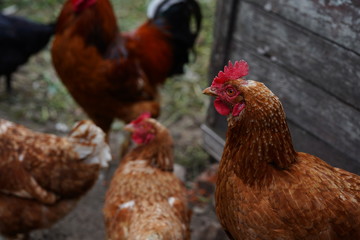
[202,0,360,174]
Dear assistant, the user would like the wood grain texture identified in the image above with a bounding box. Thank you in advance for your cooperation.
[248,0,360,54]
[287,120,360,174]
[234,1,360,109]
[208,0,239,78]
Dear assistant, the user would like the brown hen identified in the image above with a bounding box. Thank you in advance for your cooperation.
[103,113,190,240]
[0,119,111,239]
[203,60,360,240]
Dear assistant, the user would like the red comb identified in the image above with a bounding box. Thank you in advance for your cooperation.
[212,60,249,87]
[72,0,96,12]
[131,112,151,125]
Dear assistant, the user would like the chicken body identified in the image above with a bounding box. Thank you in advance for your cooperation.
[0,14,54,93]
[203,61,360,240]
[0,119,111,239]
[51,0,201,133]
[103,115,190,240]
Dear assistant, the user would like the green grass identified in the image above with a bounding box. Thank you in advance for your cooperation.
[0,0,216,179]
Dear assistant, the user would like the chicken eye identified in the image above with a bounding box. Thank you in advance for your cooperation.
[225,88,236,96]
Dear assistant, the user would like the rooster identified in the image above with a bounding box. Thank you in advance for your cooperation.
[103,113,191,240]
[0,119,111,239]
[203,60,360,240]
[51,0,201,134]
[0,13,55,93]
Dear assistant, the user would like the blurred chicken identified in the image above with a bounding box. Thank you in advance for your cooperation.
[0,13,55,93]
[103,113,190,240]
[51,0,201,134]
[203,60,360,239]
[187,163,218,208]
[0,119,111,239]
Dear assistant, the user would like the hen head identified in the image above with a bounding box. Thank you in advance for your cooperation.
[124,113,174,171]
[124,113,166,145]
[203,60,280,121]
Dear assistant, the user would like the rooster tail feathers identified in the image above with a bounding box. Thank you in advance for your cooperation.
[68,120,112,168]
[147,0,202,75]
[147,0,202,48]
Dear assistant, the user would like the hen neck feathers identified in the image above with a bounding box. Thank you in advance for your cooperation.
[126,128,174,172]
[224,82,297,185]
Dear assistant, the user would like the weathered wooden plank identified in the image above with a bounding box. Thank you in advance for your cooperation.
[201,124,226,161]
[247,0,360,54]
[208,0,241,81]
[288,121,360,175]
[233,1,360,110]
[229,40,360,163]
[206,0,242,128]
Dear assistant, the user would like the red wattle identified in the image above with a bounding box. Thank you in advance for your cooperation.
[232,102,245,116]
[214,98,231,116]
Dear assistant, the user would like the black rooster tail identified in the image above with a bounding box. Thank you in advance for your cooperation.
[147,0,202,75]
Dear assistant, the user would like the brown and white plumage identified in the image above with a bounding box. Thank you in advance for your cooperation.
[103,114,190,240]
[203,61,360,239]
[0,119,111,239]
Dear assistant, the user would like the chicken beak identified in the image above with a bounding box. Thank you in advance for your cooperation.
[124,123,135,132]
[202,87,218,97]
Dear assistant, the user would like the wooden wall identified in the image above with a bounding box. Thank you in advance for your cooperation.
[202,0,360,174]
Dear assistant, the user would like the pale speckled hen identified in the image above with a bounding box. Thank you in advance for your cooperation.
[0,119,111,239]
[203,60,360,240]
[103,113,190,240]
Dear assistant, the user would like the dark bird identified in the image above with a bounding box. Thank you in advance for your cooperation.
[0,13,55,93]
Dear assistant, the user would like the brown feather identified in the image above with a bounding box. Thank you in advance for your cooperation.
[0,119,111,238]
